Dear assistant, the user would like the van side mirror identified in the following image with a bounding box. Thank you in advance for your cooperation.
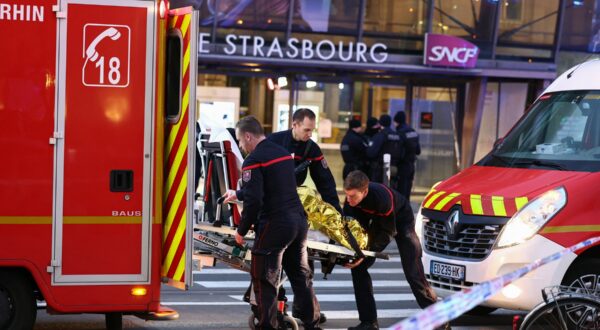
[493,138,504,149]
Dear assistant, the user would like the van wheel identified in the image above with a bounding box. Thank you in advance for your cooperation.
[562,259,600,292]
[0,270,37,330]
[465,305,497,316]
[106,312,123,330]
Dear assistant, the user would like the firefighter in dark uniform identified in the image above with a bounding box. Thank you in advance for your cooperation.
[340,119,369,180]
[268,108,338,322]
[393,111,421,201]
[342,170,439,330]
[268,108,342,213]
[366,114,405,190]
[226,116,321,330]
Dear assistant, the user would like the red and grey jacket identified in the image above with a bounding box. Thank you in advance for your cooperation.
[236,139,304,236]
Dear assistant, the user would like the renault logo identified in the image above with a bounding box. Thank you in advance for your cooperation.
[446,210,460,238]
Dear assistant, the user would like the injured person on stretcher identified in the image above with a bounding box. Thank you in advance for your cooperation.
[193,190,389,276]
[210,185,388,276]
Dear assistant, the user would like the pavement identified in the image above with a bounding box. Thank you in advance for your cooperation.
[35,241,522,329]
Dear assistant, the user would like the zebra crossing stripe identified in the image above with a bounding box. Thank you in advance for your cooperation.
[193,268,404,275]
[324,309,421,319]
[195,280,409,288]
[229,293,416,302]
[160,302,420,320]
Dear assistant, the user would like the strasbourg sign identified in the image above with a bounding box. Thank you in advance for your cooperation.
[424,33,479,68]
[198,33,389,64]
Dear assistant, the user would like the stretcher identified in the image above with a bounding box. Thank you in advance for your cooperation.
[192,198,389,279]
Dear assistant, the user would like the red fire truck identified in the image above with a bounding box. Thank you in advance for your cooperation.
[0,1,200,329]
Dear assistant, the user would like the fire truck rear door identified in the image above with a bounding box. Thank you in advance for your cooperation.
[161,7,199,290]
[52,0,156,284]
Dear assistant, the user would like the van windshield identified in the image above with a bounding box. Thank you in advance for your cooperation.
[478,91,600,172]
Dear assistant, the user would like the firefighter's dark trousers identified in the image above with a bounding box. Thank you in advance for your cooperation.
[395,216,438,308]
[251,213,320,329]
[350,231,390,323]
[351,218,437,323]
[350,255,380,322]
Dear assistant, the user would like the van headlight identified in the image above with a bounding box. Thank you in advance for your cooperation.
[415,182,440,246]
[496,187,566,248]
[415,206,425,240]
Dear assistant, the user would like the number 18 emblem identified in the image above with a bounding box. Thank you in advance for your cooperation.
[82,24,131,88]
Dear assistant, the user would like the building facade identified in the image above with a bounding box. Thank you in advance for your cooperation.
[174,0,600,195]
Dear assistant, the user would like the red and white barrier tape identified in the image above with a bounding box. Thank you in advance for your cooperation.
[390,236,600,330]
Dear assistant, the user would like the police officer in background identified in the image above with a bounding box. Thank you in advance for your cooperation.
[364,117,381,140]
[342,170,440,330]
[268,108,342,213]
[340,119,369,180]
[362,117,381,181]
[366,114,404,190]
[226,116,321,330]
[393,111,421,201]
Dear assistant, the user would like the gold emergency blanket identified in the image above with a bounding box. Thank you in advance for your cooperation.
[297,186,368,250]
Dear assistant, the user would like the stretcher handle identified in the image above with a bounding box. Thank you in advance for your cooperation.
[342,224,365,259]
[217,194,243,206]
[213,196,226,227]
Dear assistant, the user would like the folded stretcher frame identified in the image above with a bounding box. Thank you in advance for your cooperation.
[193,222,389,278]
[195,137,388,278]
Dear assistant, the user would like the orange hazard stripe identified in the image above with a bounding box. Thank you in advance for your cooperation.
[515,197,529,210]
[154,12,168,226]
[0,217,143,224]
[423,190,446,209]
[469,194,483,215]
[541,225,600,234]
[162,13,192,283]
[422,189,529,218]
[423,188,438,203]
[0,216,52,224]
[432,192,461,211]
[491,196,507,217]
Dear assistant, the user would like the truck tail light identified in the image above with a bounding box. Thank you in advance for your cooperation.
[159,1,167,19]
[131,287,147,296]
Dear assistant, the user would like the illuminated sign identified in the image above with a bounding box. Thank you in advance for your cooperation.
[424,33,479,68]
[198,33,389,64]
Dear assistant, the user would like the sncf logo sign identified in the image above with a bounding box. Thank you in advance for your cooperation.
[424,33,479,68]
[429,47,478,64]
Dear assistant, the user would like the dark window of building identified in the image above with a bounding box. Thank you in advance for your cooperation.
[198,0,288,31]
[496,0,559,61]
[292,0,361,35]
[560,0,600,52]
[503,0,524,21]
[431,0,498,58]
[228,76,250,108]
[362,0,428,54]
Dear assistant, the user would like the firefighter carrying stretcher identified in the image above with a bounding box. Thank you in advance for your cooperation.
[342,170,448,330]
[226,116,322,330]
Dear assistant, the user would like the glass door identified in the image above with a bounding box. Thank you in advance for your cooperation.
[411,86,459,193]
